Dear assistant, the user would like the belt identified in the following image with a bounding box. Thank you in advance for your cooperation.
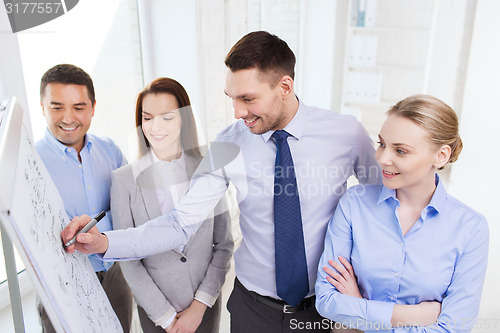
[235,278,314,314]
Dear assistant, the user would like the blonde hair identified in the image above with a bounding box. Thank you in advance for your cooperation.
[387,94,463,169]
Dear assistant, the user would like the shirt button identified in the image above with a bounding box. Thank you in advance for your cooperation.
[88,185,91,189]
[400,242,404,247]
[180,257,187,263]
[395,272,399,277]
[78,165,82,168]
[389,296,394,301]
[92,207,95,211]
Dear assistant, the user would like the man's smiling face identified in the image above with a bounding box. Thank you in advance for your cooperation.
[41,83,95,153]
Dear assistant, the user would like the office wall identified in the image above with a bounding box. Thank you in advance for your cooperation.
[448,0,500,330]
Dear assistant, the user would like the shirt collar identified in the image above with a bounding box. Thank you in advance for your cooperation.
[377,174,448,214]
[43,128,92,157]
[426,174,447,214]
[377,184,397,205]
[262,96,306,143]
[82,134,92,152]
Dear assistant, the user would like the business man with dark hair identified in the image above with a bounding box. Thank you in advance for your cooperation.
[63,32,381,332]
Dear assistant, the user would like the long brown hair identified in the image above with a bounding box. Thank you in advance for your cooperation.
[135,78,201,158]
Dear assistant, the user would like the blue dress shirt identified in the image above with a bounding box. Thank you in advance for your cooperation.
[36,129,126,272]
[315,176,489,333]
[104,98,381,299]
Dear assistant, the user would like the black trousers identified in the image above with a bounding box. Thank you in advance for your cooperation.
[227,278,332,333]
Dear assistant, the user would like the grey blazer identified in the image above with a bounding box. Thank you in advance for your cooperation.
[110,151,233,325]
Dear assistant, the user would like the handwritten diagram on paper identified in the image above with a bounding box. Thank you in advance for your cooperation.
[9,127,121,332]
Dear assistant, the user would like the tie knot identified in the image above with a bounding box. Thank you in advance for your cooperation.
[272,130,290,141]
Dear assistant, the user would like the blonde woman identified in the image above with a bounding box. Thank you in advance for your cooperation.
[316,95,488,333]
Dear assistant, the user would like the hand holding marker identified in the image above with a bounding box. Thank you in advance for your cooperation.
[63,211,106,248]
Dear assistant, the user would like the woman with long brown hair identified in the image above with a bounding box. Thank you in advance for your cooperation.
[111,78,233,333]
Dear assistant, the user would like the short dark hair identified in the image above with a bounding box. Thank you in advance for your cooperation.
[225,31,296,85]
[136,77,201,158]
[40,64,96,106]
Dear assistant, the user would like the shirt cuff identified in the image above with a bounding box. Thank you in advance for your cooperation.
[155,310,177,329]
[194,290,217,307]
[194,297,212,308]
[366,299,395,330]
[101,230,142,260]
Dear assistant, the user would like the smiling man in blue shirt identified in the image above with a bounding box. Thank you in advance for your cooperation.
[35,64,132,332]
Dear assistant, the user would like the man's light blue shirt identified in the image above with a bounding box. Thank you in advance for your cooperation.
[36,129,126,272]
[104,99,382,299]
[315,176,489,332]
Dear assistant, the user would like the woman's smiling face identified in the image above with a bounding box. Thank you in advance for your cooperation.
[376,114,443,192]
[141,93,182,160]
